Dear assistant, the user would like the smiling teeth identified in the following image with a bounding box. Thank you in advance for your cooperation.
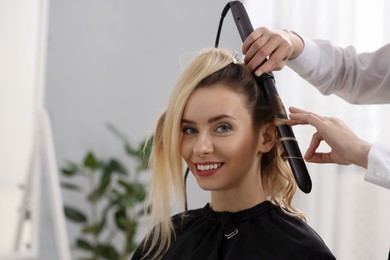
[197,163,221,171]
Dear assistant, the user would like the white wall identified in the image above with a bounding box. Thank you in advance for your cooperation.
[44,0,241,258]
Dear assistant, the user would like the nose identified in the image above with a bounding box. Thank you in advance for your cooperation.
[193,132,214,156]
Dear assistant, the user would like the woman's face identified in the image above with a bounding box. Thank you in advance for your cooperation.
[181,83,263,194]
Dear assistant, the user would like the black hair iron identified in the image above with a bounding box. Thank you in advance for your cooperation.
[214,1,312,193]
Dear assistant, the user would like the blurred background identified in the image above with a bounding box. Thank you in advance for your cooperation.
[1,0,390,259]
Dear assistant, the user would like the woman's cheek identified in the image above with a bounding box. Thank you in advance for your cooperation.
[180,139,192,160]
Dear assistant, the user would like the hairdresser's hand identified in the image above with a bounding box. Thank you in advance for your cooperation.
[286,107,371,168]
[242,27,304,76]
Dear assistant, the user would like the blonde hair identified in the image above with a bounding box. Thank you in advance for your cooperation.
[140,48,304,259]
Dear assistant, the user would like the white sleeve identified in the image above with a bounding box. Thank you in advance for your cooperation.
[364,143,390,189]
[287,37,390,104]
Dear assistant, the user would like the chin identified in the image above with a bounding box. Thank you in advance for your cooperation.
[196,181,224,192]
[195,180,216,191]
[197,184,214,191]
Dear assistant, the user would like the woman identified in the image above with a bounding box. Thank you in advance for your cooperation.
[131,48,335,259]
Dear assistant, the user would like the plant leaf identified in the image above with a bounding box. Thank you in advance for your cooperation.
[124,143,139,157]
[97,244,119,260]
[82,219,105,235]
[130,182,147,200]
[138,137,153,171]
[116,181,146,207]
[106,123,128,143]
[125,240,137,255]
[75,238,94,251]
[61,162,79,176]
[88,171,111,202]
[117,179,131,191]
[60,182,81,191]
[114,208,128,230]
[106,123,139,156]
[105,159,127,175]
[83,151,99,170]
[124,220,138,253]
[64,206,87,223]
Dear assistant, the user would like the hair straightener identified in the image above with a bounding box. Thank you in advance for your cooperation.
[214,1,312,193]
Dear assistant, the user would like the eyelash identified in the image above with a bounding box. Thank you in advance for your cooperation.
[215,123,232,134]
[181,123,232,135]
[182,126,197,135]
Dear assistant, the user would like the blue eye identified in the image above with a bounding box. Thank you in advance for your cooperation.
[216,124,232,133]
[183,127,197,135]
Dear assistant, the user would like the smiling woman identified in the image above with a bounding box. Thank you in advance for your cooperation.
[180,84,269,208]
[130,48,335,260]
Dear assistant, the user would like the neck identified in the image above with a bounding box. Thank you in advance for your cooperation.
[210,183,267,212]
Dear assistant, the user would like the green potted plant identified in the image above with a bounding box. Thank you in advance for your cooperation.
[61,124,151,260]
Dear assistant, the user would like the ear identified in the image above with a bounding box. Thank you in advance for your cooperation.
[257,122,276,153]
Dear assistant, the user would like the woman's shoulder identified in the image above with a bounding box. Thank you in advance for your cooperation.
[170,205,209,234]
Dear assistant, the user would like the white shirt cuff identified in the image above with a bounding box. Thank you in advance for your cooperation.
[365,143,390,189]
[287,36,321,75]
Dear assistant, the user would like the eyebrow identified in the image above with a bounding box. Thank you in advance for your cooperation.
[181,114,235,124]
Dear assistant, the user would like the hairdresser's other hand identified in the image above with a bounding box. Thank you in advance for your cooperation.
[286,107,371,168]
[242,27,304,76]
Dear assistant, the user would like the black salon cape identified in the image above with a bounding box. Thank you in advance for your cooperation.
[131,201,336,260]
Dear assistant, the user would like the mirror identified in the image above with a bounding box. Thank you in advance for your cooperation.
[0,1,71,259]
[0,0,41,257]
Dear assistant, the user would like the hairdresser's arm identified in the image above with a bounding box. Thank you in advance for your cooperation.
[244,27,390,104]
[287,36,390,104]
[287,107,390,189]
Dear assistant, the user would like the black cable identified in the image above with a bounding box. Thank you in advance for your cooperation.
[214,3,232,48]
[184,167,190,211]
[186,3,232,211]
